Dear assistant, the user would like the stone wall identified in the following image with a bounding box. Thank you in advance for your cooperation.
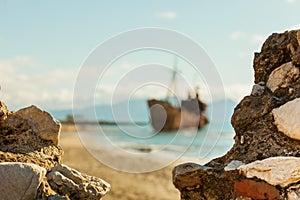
[0,102,110,200]
[173,30,300,199]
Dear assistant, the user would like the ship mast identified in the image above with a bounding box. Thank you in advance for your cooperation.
[166,56,179,99]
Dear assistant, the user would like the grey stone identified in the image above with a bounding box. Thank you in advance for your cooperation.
[47,164,110,200]
[224,160,244,171]
[251,82,265,96]
[0,162,46,200]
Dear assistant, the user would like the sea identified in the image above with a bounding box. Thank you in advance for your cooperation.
[75,122,235,172]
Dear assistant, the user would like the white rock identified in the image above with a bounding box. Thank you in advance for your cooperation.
[224,160,244,171]
[238,156,300,187]
[272,98,300,140]
[266,62,299,92]
[0,162,46,200]
[287,185,300,200]
[47,164,110,200]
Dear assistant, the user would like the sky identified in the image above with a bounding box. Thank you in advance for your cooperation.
[1,0,300,110]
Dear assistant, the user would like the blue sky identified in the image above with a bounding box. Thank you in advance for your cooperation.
[1,0,300,110]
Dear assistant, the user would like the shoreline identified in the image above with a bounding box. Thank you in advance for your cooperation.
[60,132,181,200]
[60,123,232,167]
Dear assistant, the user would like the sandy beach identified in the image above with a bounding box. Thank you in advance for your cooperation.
[60,132,181,200]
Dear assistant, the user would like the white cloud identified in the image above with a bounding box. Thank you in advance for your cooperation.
[229,31,247,40]
[0,56,253,112]
[287,0,297,3]
[0,56,78,110]
[156,11,177,20]
[0,55,37,73]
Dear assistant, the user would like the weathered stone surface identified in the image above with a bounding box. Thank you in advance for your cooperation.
[251,82,265,96]
[6,105,61,145]
[0,102,110,199]
[173,162,242,199]
[272,98,300,140]
[0,101,9,121]
[0,105,63,170]
[173,30,300,199]
[235,197,252,200]
[234,179,280,200]
[0,146,62,171]
[224,160,244,171]
[47,164,110,200]
[292,48,300,65]
[253,30,299,83]
[266,62,299,92]
[173,163,210,190]
[287,184,300,200]
[0,162,46,200]
[238,156,300,187]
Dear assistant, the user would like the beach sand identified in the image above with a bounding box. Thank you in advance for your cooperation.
[60,132,181,200]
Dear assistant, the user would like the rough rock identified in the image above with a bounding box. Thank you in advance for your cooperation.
[47,164,110,200]
[173,163,242,199]
[266,62,299,92]
[0,101,9,121]
[5,105,61,145]
[234,179,280,200]
[173,163,211,190]
[0,103,63,170]
[251,82,265,96]
[172,30,300,199]
[287,185,300,200]
[238,156,300,187]
[253,30,299,83]
[292,48,300,65]
[0,102,110,199]
[272,98,300,140]
[0,162,46,200]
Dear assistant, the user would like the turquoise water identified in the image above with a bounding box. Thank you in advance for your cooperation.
[77,123,235,164]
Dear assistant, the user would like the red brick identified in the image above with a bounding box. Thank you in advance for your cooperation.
[234,179,280,200]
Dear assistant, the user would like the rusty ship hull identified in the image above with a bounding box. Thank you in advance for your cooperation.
[147,99,208,131]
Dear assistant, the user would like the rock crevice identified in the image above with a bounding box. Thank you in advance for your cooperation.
[173,29,300,199]
[0,102,110,200]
